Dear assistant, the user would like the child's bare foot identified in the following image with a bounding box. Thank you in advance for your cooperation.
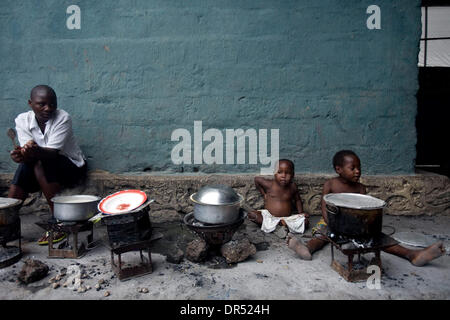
[247,210,263,224]
[286,233,312,260]
[411,241,445,267]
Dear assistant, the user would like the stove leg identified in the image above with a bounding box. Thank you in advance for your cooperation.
[19,229,22,253]
[375,250,381,261]
[73,232,78,252]
[148,248,152,270]
[87,225,94,245]
[348,254,353,272]
[331,244,334,264]
[375,250,382,269]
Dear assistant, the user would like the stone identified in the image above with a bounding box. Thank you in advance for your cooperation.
[186,239,208,262]
[17,259,49,284]
[220,238,257,264]
[231,230,246,241]
[166,246,184,264]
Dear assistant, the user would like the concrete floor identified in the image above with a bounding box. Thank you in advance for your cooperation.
[0,211,449,300]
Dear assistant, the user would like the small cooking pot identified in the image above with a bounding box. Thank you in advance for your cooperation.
[190,185,243,224]
[324,193,386,238]
[0,197,22,226]
[52,195,101,222]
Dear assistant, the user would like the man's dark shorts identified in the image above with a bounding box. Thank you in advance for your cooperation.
[11,155,87,193]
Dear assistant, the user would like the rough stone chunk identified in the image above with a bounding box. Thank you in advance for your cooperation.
[166,246,184,264]
[220,238,256,264]
[186,239,208,262]
[17,259,49,284]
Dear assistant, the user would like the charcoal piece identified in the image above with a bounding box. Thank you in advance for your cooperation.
[17,259,49,284]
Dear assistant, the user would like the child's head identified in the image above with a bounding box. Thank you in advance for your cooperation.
[28,85,57,123]
[332,150,361,183]
[274,159,295,186]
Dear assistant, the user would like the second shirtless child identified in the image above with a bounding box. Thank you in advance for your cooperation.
[248,159,310,238]
[287,150,445,266]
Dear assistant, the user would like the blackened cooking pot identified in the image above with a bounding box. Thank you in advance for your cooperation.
[323,193,386,238]
[0,198,22,226]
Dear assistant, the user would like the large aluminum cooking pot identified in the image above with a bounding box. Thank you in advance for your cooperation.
[190,185,243,224]
[52,195,101,222]
[0,197,22,226]
[323,193,386,238]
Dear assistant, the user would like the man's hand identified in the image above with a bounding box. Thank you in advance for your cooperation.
[21,140,39,160]
[10,146,24,163]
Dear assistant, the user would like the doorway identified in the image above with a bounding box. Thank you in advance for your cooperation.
[416,1,450,176]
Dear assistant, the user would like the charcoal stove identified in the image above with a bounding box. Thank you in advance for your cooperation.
[317,229,398,282]
[102,206,162,281]
[36,218,95,259]
[183,209,247,246]
[0,217,22,268]
[0,198,23,268]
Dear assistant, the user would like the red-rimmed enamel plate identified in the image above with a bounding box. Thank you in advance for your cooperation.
[98,190,147,214]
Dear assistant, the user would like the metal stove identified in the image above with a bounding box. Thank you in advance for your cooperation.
[109,233,163,281]
[183,209,247,247]
[36,218,95,259]
[102,206,162,281]
[0,217,22,268]
[318,230,398,282]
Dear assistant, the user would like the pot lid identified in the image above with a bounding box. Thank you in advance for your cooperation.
[323,193,386,209]
[392,231,437,248]
[0,197,22,209]
[191,185,242,206]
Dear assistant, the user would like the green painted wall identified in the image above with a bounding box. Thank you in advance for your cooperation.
[0,1,421,174]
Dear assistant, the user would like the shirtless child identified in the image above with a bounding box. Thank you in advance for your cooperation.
[287,150,445,266]
[248,159,310,236]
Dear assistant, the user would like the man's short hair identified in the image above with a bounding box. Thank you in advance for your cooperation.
[30,85,56,100]
[332,150,358,169]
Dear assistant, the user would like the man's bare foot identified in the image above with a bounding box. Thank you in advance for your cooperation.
[411,241,445,267]
[286,233,312,260]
